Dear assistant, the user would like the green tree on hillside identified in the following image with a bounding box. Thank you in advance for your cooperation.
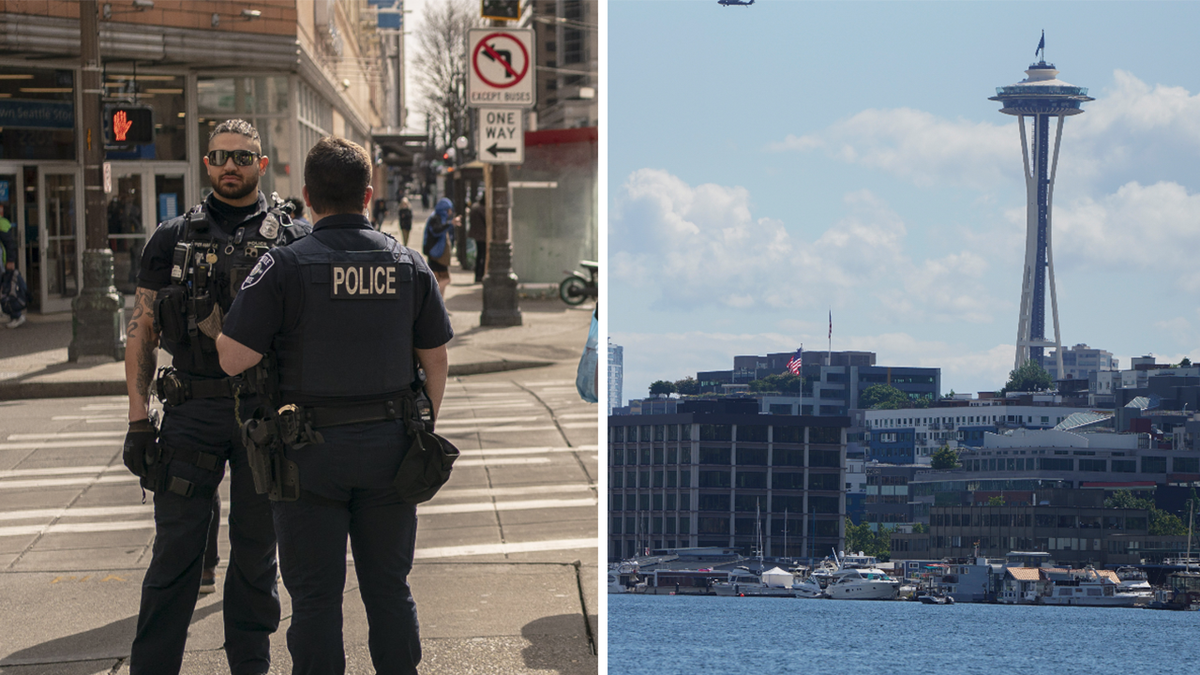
[859,384,910,410]
[747,373,803,395]
[648,380,676,396]
[844,518,893,561]
[1104,490,1187,536]
[673,376,701,396]
[930,445,960,470]
[1002,360,1053,394]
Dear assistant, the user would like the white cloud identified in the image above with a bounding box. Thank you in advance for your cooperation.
[766,107,1016,190]
[610,169,1009,324]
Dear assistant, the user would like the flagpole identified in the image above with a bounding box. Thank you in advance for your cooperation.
[827,308,832,366]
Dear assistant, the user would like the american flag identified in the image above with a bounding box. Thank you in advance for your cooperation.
[786,348,803,375]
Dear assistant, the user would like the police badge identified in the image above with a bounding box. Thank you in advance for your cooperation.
[259,214,280,240]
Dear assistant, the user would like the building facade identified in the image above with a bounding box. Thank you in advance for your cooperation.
[608,338,623,413]
[608,398,850,563]
[0,0,389,312]
[1041,343,1117,382]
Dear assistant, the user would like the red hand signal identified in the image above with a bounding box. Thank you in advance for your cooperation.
[113,110,134,142]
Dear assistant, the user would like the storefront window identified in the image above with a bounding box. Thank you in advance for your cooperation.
[0,68,75,160]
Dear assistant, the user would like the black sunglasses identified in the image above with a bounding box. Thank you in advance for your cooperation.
[207,149,260,167]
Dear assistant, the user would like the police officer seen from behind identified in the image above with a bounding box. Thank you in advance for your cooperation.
[122,119,308,675]
[216,137,452,674]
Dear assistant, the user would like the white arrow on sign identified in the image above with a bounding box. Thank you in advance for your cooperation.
[477,108,524,164]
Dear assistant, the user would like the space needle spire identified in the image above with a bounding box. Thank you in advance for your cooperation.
[990,36,1093,374]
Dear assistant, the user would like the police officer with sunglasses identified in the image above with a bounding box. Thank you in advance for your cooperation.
[122,119,310,675]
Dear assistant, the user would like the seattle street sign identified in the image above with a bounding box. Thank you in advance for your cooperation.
[467,28,535,108]
[477,108,524,164]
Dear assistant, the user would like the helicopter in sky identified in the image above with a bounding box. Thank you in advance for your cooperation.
[717,0,755,6]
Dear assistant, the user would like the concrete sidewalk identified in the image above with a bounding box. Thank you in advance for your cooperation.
[0,208,591,400]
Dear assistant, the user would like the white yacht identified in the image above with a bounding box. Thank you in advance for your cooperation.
[712,567,796,597]
[824,566,901,600]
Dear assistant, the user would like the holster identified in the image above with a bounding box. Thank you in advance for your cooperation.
[392,392,460,504]
[241,407,300,502]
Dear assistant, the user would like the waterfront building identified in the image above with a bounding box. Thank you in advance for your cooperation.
[1042,343,1117,382]
[608,339,623,413]
[991,49,1093,372]
[607,397,850,562]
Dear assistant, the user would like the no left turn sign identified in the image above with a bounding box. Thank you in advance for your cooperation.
[467,28,535,108]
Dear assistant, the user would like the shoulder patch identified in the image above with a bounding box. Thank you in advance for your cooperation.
[241,251,275,290]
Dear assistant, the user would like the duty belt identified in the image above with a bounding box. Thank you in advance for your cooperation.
[293,397,411,430]
[154,367,248,406]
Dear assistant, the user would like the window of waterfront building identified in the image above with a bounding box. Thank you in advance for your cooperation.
[638,470,649,487]
[639,425,651,441]
[698,470,731,488]
[665,518,676,535]
[700,424,732,441]
[652,518,662,534]
[1079,459,1107,472]
[697,517,729,535]
[738,424,768,442]
[679,493,690,509]
[0,68,76,160]
[772,472,804,490]
[625,447,636,465]
[611,471,622,488]
[736,471,767,489]
[680,448,692,464]
[810,426,840,444]
[624,470,634,487]
[699,446,731,465]
[1174,457,1200,473]
[809,496,839,514]
[610,426,623,442]
[640,448,650,465]
[773,426,803,444]
[654,425,665,441]
[653,494,663,510]
[610,517,621,534]
[639,494,650,510]
[699,494,730,511]
[624,517,634,534]
[679,516,690,534]
[654,471,664,488]
[666,494,676,510]
[810,449,840,468]
[737,447,767,466]
[103,72,186,161]
[808,473,839,491]
[667,448,677,465]
[1141,456,1167,474]
[773,449,804,466]
[668,424,678,441]
[610,493,621,511]
[682,424,692,440]
[667,471,677,488]
[1112,459,1136,473]
[733,494,759,512]
[680,470,691,488]
[653,448,664,464]
[774,495,803,513]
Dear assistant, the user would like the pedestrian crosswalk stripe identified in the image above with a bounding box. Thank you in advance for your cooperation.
[0,475,137,490]
[454,458,550,467]
[0,440,122,451]
[436,415,545,425]
[420,497,597,515]
[411,537,597,560]
[456,446,592,457]
[0,466,124,479]
[6,431,126,441]
[433,483,594,500]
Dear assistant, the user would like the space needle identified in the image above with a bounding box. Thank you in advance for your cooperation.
[990,34,1093,375]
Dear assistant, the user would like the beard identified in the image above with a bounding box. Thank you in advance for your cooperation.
[211,171,259,201]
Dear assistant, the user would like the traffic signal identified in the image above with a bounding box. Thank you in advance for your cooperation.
[104,106,154,145]
[481,0,519,21]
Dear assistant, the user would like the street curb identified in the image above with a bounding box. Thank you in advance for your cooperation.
[0,360,556,401]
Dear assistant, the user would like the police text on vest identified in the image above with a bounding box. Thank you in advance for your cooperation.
[331,264,399,298]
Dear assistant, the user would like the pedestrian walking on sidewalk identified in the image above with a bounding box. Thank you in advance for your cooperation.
[468,197,487,283]
[423,197,456,295]
[398,195,413,246]
[121,119,308,675]
[216,136,453,675]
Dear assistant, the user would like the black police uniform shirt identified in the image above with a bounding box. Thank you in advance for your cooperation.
[138,192,310,378]
[220,213,453,402]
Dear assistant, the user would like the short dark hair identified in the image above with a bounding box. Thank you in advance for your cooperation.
[304,137,371,215]
[208,119,261,152]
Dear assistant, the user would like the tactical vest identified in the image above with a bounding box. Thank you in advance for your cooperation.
[155,202,293,376]
[273,229,416,404]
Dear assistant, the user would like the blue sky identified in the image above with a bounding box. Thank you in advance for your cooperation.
[608,0,1200,403]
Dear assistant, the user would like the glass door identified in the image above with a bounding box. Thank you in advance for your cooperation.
[0,168,25,276]
[38,168,82,313]
[106,173,144,295]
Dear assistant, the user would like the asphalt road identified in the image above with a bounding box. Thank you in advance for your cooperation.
[0,359,599,673]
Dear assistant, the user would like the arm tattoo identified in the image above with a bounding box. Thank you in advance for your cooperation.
[130,289,159,398]
[127,288,154,336]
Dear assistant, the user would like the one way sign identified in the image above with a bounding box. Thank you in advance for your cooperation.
[478,108,524,164]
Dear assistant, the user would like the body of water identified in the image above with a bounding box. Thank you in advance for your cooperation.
[608,594,1200,675]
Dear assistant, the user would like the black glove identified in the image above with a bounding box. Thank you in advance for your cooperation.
[123,419,157,478]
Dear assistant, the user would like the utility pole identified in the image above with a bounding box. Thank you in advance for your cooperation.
[480,16,522,327]
[69,0,125,361]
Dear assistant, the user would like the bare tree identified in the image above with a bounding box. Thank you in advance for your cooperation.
[412,0,481,154]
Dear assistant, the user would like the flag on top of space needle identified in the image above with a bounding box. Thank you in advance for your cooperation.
[786,347,803,375]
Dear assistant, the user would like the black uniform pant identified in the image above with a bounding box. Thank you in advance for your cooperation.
[129,397,280,675]
[273,420,420,675]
